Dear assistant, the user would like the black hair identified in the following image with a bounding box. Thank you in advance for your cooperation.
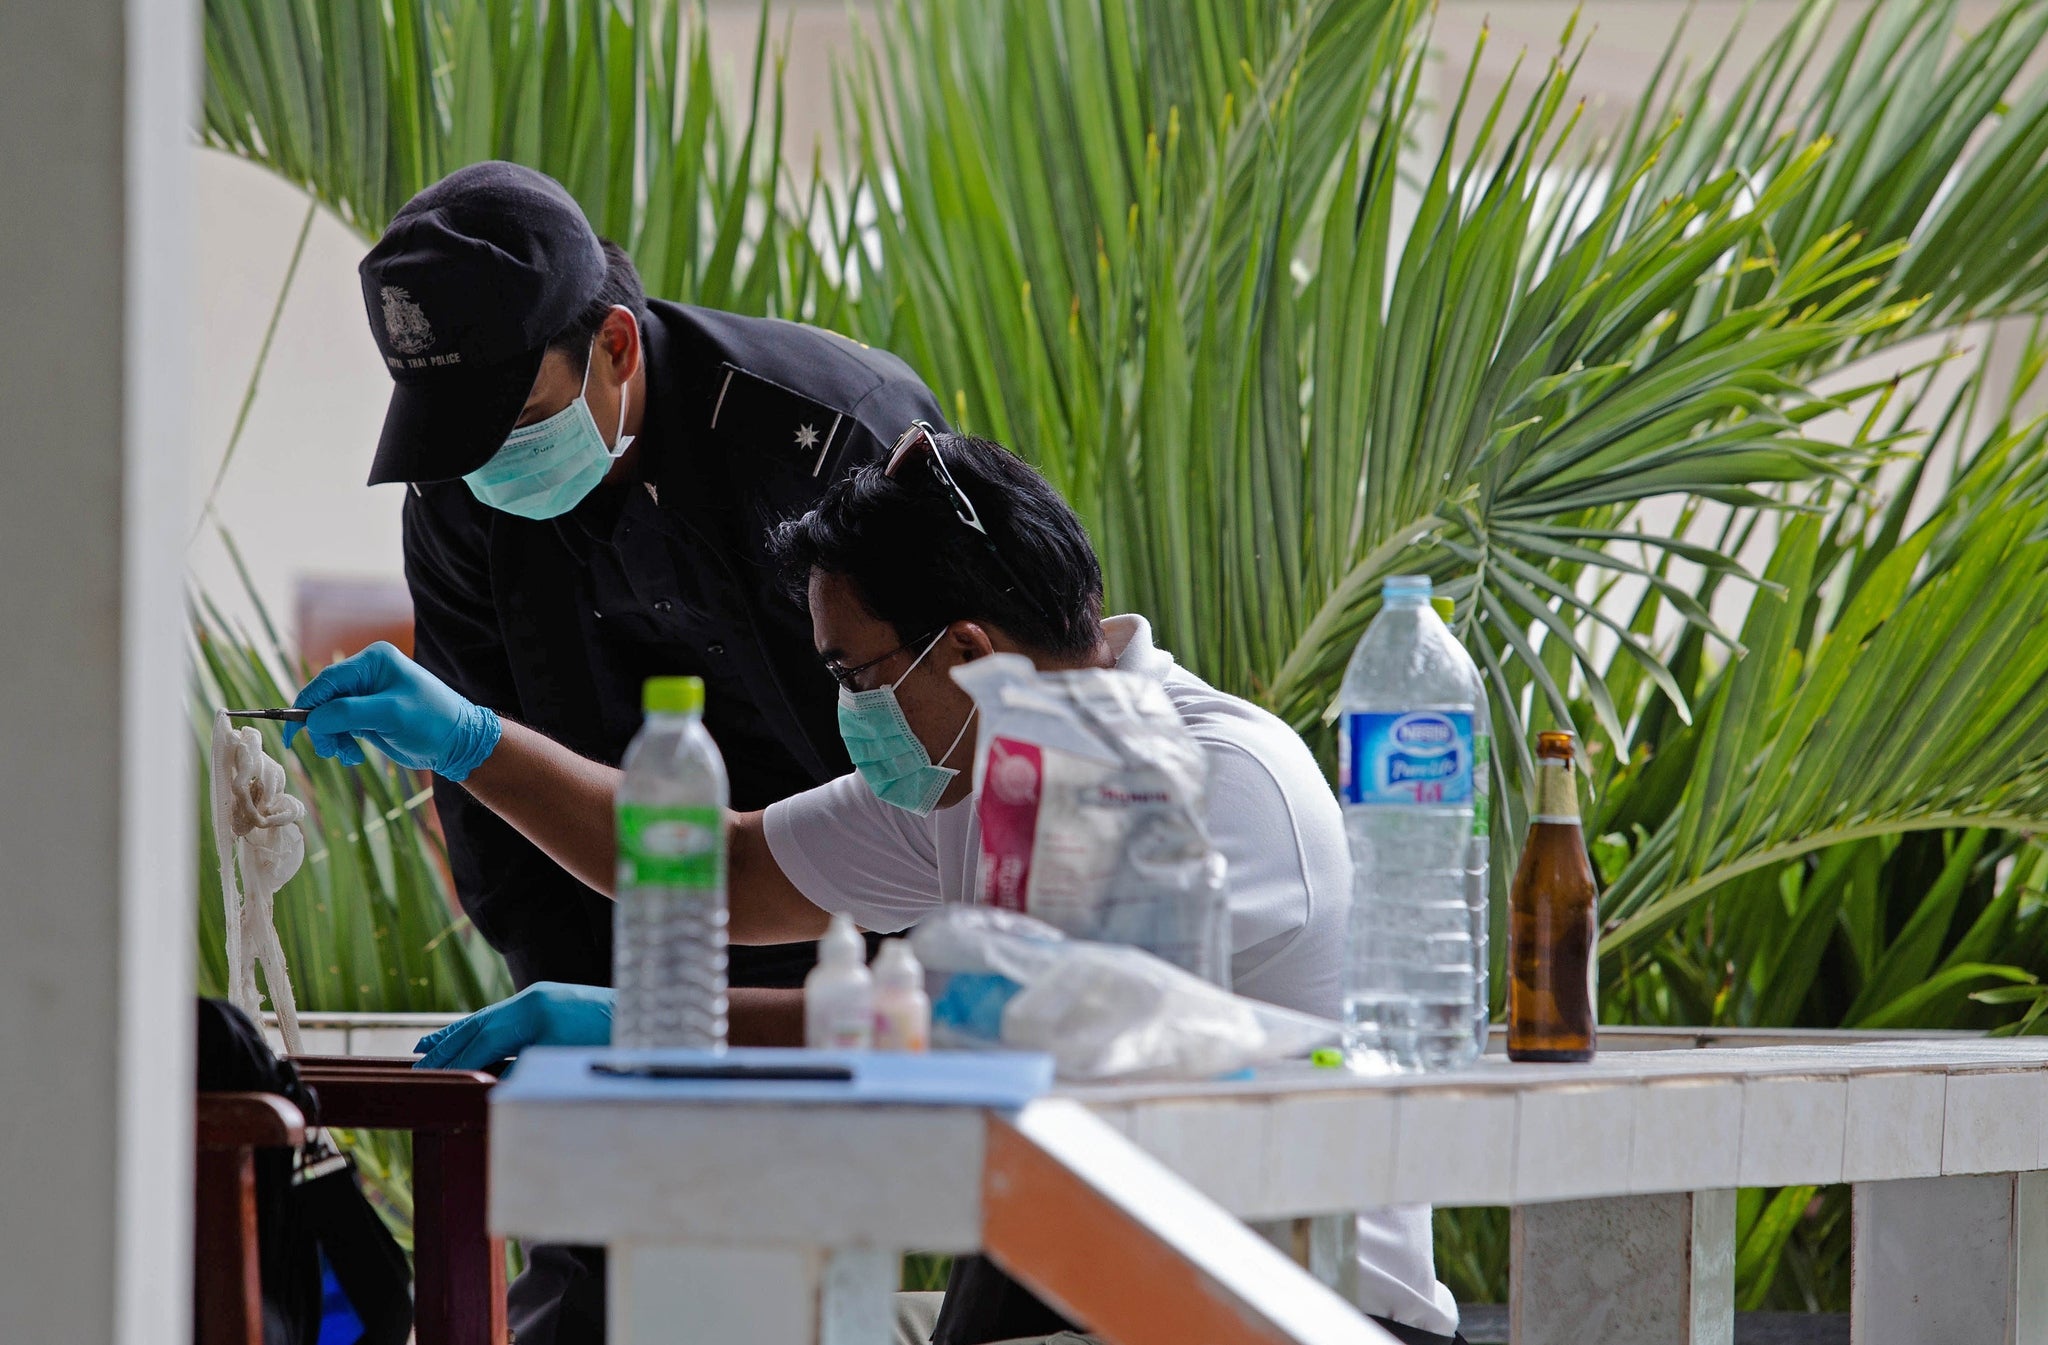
[770,432,1105,659]
[546,238,649,373]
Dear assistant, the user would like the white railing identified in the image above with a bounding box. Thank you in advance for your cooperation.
[262,1009,458,1059]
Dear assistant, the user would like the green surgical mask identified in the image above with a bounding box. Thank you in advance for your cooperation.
[836,630,976,816]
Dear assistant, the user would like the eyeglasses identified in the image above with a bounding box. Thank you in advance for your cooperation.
[824,626,945,693]
[885,422,1050,621]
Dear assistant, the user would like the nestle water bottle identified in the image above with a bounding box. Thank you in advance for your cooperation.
[1338,577,1490,1072]
[615,676,729,1049]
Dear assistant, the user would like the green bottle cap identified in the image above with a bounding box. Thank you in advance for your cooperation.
[1311,1047,1345,1069]
[1431,596,1455,623]
[643,676,704,715]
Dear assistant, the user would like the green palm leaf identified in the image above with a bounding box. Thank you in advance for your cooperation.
[1601,350,2048,953]
[838,0,2048,816]
[201,0,810,315]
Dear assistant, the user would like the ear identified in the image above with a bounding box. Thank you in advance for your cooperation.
[598,305,641,385]
[948,621,998,662]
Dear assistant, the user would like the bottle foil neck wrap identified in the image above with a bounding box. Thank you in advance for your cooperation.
[1534,759,1580,824]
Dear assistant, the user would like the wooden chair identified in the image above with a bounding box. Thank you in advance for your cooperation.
[195,1060,505,1345]
[196,1092,306,1345]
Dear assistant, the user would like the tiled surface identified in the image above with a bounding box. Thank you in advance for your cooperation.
[1512,1084,1636,1203]
[264,1026,347,1056]
[1389,1090,1517,1204]
[1124,1099,1272,1214]
[1941,1068,2046,1175]
[1630,1079,1742,1194]
[262,1012,458,1062]
[1090,1041,2048,1214]
[1841,1072,1946,1183]
[346,1026,436,1057]
[1262,1090,1397,1217]
[1739,1077,1846,1188]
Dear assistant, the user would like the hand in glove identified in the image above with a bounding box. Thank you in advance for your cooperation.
[285,642,501,781]
[413,982,615,1070]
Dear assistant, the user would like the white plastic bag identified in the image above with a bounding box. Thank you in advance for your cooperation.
[911,907,1338,1082]
[953,653,1229,984]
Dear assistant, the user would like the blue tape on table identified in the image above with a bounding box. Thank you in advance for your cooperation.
[493,1047,1054,1111]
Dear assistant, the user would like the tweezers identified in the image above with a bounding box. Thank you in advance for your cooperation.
[223,708,310,723]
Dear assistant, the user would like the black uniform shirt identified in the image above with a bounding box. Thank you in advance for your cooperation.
[403,299,946,990]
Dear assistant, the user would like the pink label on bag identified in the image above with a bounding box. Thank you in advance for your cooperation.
[978,736,1043,911]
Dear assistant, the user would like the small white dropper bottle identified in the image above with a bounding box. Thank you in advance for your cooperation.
[871,939,931,1053]
[804,913,875,1050]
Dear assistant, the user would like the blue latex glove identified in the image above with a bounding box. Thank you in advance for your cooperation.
[413,982,615,1070]
[283,642,501,781]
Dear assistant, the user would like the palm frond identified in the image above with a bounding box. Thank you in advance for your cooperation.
[202,0,810,314]
[1601,380,2048,952]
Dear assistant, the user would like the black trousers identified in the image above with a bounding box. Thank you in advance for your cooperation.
[506,1243,606,1345]
[931,1256,1465,1345]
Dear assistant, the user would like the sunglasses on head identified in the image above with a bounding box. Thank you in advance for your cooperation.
[884,422,1051,622]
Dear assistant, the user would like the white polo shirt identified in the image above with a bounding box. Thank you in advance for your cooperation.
[764,614,1459,1336]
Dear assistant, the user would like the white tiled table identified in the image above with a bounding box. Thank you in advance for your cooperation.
[1066,1040,2048,1344]
[489,1039,2048,1345]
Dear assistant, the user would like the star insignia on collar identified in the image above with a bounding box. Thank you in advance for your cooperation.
[794,423,820,450]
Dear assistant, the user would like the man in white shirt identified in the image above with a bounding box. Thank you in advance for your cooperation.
[292,425,1463,1345]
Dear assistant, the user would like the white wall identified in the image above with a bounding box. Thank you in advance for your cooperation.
[187,151,409,641]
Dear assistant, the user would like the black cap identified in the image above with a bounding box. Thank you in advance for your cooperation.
[358,162,608,484]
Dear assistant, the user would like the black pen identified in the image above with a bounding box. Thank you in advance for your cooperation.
[590,1060,856,1083]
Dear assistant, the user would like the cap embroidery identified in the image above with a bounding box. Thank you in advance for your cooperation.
[380,285,435,355]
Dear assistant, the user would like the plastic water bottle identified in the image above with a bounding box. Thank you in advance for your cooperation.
[614,676,729,1049]
[1337,576,1490,1072]
[1437,595,1494,1061]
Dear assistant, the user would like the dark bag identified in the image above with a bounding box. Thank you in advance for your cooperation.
[195,999,412,1345]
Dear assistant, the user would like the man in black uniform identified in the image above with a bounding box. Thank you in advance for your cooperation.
[355,161,945,1341]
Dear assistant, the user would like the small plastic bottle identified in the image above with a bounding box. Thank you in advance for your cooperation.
[872,940,931,1052]
[804,914,875,1050]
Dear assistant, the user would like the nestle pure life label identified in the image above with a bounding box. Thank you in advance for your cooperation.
[1338,711,1475,806]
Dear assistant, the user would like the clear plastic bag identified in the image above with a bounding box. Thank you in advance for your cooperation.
[911,907,1339,1082]
[953,654,1229,984]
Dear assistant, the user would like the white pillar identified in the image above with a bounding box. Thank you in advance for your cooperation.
[0,0,195,1340]
[1853,1174,2048,1345]
[1511,1190,1736,1345]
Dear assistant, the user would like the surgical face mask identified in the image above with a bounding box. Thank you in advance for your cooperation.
[837,629,976,817]
[463,335,635,520]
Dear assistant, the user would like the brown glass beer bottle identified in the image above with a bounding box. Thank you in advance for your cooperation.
[1506,731,1598,1062]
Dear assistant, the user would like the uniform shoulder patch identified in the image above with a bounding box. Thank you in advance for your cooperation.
[708,363,853,479]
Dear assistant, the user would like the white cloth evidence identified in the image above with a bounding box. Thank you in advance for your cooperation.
[764,614,1460,1336]
[211,712,309,1056]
